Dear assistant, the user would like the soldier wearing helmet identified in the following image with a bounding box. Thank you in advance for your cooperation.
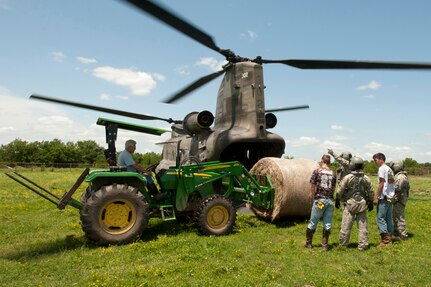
[335,156,375,251]
[328,149,352,182]
[389,160,410,240]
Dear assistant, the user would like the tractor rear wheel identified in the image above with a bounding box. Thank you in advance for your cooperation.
[80,184,148,245]
[195,195,236,236]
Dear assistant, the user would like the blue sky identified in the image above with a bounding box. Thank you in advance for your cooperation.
[1,0,431,163]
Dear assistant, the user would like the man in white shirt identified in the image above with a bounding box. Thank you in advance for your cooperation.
[373,152,395,247]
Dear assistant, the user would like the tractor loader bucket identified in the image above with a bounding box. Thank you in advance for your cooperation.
[4,166,89,210]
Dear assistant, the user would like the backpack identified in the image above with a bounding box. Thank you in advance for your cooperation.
[348,174,367,201]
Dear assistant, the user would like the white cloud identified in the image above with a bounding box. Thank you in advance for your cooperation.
[286,136,319,147]
[357,80,381,91]
[115,95,129,100]
[100,93,110,101]
[196,57,227,72]
[175,65,190,76]
[0,87,169,155]
[152,73,166,81]
[0,126,15,135]
[364,141,412,161]
[330,124,353,132]
[247,30,258,40]
[320,140,350,151]
[331,124,345,130]
[51,51,66,63]
[92,66,159,96]
[364,94,375,100]
[77,56,97,64]
[241,30,258,41]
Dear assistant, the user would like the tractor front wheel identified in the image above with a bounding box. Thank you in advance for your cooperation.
[196,195,236,236]
[80,184,148,245]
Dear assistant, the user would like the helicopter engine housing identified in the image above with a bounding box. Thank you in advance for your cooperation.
[183,110,214,135]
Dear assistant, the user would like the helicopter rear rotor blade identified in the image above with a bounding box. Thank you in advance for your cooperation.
[164,67,228,103]
[30,94,179,124]
[266,105,310,113]
[261,59,431,70]
[124,0,222,55]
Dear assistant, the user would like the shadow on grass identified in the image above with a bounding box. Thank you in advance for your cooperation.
[1,234,94,261]
[273,216,308,228]
[140,218,198,242]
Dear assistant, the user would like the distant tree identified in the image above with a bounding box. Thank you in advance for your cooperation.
[133,152,162,168]
[76,140,104,164]
[403,157,419,168]
[363,160,378,174]
[0,139,29,162]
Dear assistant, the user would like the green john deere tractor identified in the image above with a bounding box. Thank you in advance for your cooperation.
[6,118,274,245]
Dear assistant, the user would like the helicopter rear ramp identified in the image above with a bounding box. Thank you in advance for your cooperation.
[250,157,318,221]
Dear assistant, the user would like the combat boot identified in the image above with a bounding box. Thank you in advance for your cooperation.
[322,229,331,251]
[304,228,315,248]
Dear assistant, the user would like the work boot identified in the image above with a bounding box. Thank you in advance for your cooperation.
[377,233,392,247]
[304,228,315,248]
[322,229,331,251]
[384,233,393,245]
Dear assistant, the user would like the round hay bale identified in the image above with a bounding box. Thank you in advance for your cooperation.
[249,157,319,222]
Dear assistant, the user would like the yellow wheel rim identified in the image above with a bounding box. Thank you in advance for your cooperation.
[99,199,137,235]
[207,205,229,229]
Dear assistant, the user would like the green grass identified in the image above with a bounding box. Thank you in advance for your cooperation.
[1,169,431,287]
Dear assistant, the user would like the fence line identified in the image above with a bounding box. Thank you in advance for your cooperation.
[1,162,109,170]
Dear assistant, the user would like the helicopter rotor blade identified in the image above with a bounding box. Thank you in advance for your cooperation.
[260,59,431,70]
[124,0,222,55]
[163,67,228,103]
[30,94,179,124]
[266,105,310,113]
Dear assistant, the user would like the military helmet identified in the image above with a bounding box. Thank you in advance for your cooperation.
[349,156,364,171]
[391,160,404,174]
[341,151,352,161]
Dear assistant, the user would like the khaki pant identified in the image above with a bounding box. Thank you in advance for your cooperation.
[393,195,408,237]
[339,205,369,249]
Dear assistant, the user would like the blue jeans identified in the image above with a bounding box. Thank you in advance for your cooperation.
[308,198,334,231]
[144,174,154,185]
[376,199,393,234]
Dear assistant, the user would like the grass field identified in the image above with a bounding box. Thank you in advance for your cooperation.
[1,169,430,287]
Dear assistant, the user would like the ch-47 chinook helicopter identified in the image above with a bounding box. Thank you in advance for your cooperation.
[31,0,431,171]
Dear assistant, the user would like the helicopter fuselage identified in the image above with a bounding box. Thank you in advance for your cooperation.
[158,61,285,171]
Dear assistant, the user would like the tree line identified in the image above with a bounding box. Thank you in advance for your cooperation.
[331,157,431,176]
[1,139,430,175]
[0,139,162,168]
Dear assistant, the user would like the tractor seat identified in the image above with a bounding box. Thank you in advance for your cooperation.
[109,166,127,172]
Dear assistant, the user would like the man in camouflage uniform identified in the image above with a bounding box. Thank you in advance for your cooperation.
[328,149,352,183]
[390,160,410,241]
[335,157,374,251]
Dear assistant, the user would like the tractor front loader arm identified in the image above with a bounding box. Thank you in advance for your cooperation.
[4,166,89,210]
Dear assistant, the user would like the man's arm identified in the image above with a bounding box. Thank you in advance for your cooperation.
[328,149,349,168]
[309,184,316,204]
[131,163,146,173]
[374,177,384,205]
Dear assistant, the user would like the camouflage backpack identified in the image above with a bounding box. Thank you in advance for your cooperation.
[348,174,367,201]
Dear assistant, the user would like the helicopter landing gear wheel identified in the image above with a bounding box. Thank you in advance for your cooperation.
[195,195,236,236]
[80,184,149,245]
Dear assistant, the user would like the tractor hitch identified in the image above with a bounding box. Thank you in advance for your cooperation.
[4,166,89,210]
